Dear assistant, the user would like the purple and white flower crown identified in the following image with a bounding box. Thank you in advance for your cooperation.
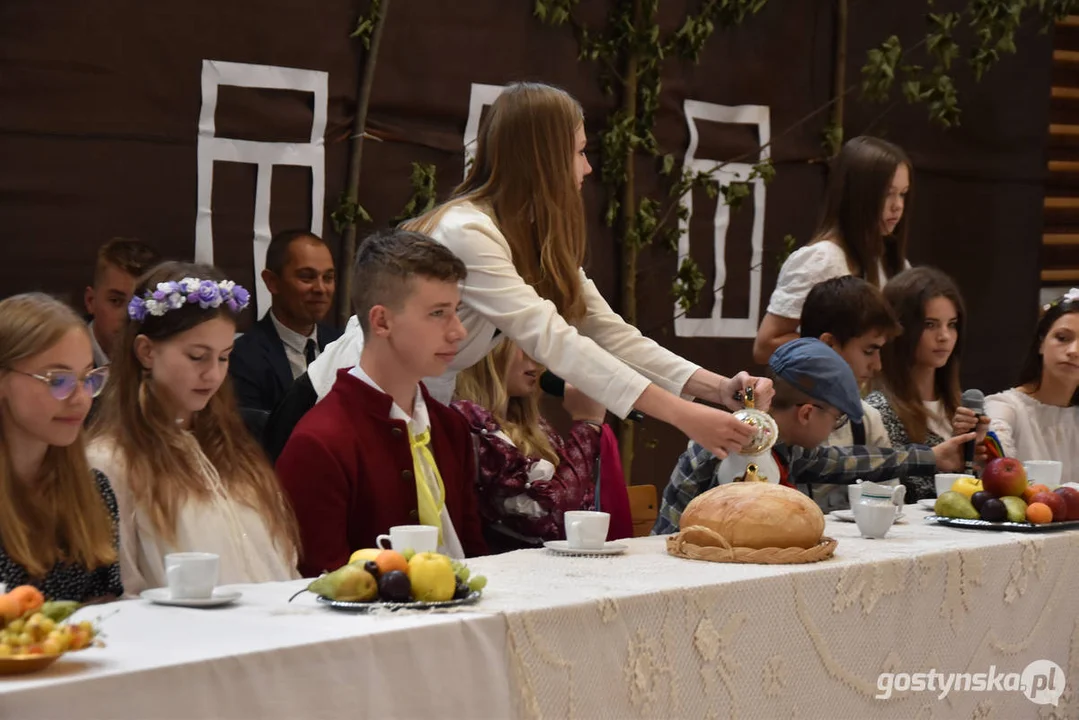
[1043,287,1079,313]
[127,278,251,322]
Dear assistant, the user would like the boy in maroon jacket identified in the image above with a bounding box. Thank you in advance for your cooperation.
[277,229,487,576]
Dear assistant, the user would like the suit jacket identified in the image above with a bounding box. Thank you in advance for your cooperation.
[228,313,342,414]
[276,370,488,576]
[262,371,317,464]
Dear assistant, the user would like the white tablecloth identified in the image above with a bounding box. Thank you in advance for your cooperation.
[2,514,1078,719]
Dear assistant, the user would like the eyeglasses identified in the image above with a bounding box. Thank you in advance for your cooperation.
[6,366,110,400]
[810,403,848,431]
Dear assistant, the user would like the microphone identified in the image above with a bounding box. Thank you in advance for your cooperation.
[539,371,645,423]
[960,389,985,477]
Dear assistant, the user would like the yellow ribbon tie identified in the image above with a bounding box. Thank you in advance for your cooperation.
[409,428,446,546]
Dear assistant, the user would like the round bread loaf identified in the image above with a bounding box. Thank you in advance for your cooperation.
[680,483,825,549]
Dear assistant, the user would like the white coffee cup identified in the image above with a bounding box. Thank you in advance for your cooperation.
[848,478,899,508]
[935,473,966,498]
[853,503,899,539]
[1023,460,1062,488]
[564,510,610,550]
[165,552,219,600]
[376,525,438,553]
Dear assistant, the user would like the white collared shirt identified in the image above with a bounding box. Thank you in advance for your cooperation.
[87,320,110,367]
[348,365,465,558]
[269,311,318,380]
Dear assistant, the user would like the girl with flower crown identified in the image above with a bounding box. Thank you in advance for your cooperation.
[985,289,1079,480]
[89,262,300,595]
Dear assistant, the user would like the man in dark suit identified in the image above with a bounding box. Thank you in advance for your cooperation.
[229,229,342,421]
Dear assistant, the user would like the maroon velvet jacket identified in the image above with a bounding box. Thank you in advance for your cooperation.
[277,370,487,576]
[452,400,600,551]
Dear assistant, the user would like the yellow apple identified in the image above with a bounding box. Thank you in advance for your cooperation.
[950,476,983,500]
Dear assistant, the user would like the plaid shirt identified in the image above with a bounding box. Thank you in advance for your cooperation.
[652,440,938,535]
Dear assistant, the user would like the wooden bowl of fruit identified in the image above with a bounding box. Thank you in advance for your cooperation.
[0,586,101,676]
[294,549,487,613]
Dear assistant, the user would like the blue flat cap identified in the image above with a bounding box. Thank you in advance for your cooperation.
[768,337,864,422]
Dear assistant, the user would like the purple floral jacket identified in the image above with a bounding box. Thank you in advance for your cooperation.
[452,400,601,551]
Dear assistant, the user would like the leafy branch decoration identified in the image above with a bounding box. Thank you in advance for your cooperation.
[531,0,1073,473]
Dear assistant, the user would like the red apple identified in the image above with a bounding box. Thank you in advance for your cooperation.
[981,458,1028,498]
[1031,491,1067,522]
[1053,487,1079,521]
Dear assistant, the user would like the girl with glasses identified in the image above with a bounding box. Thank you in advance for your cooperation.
[0,293,122,602]
[89,262,299,595]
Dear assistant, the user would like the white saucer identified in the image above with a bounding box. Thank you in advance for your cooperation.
[543,540,628,556]
[830,510,907,524]
[141,587,242,608]
[918,499,938,510]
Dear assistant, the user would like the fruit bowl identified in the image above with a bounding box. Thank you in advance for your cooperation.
[315,590,482,613]
[298,549,488,610]
[0,646,91,677]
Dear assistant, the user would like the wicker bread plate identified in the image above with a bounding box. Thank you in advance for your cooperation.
[666,525,837,565]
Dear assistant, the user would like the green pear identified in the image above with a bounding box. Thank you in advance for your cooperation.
[308,564,378,602]
[935,491,980,520]
[1001,496,1028,523]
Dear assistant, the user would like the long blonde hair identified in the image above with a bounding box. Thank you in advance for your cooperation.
[91,262,299,556]
[406,82,588,323]
[455,340,560,465]
[0,293,117,577]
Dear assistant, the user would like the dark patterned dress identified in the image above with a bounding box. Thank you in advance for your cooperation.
[0,470,124,601]
[864,391,944,502]
[452,400,601,552]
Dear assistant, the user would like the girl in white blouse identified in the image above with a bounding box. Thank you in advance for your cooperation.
[986,290,1079,480]
[754,136,912,363]
[89,262,300,595]
[315,82,773,459]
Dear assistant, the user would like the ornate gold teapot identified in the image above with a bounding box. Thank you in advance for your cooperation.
[731,385,778,456]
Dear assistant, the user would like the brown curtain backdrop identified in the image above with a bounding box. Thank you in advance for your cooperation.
[0,0,1050,487]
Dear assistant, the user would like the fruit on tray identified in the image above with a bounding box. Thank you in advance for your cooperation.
[980,458,1027,498]
[377,571,412,603]
[978,498,1007,522]
[0,589,97,658]
[1000,496,1028,523]
[935,491,979,520]
[1029,492,1066,522]
[1026,502,1053,525]
[308,563,379,602]
[949,476,983,500]
[348,548,382,565]
[970,491,993,512]
[407,553,456,602]
[311,551,487,603]
[374,550,409,576]
[1053,486,1079,521]
[1023,484,1052,503]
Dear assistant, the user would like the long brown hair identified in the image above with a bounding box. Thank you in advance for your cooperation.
[877,267,964,442]
[814,136,911,286]
[0,293,116,577]
[92,262,299,555]
[406,82,588,323]
[454,340,560,465]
